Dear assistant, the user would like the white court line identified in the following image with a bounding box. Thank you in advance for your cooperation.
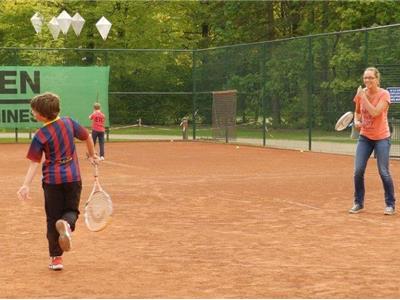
[100,159,351,181]
[97,160,396,226]
[96,168,351,183]
[273,197,396,227]
[277,198,320,210]
[101,160,149,171]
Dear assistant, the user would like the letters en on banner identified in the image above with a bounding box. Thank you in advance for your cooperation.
[387,87,400,104]
[0,66,110,128]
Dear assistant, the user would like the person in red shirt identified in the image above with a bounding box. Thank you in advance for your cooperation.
[89,102,106,160]
[17,92,99,270]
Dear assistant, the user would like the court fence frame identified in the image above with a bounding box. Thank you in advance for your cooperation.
[2,23,400,156]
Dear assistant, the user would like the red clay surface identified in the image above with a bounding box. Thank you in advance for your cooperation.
[2,141,400,298]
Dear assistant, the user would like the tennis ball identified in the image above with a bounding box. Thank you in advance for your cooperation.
[236,146,240,149]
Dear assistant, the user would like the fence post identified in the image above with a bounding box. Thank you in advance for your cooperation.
[192,49,197,140]
[260,42,267,147]
[14,48,19,65]
[307,36,314,151]
[105,51,109,66]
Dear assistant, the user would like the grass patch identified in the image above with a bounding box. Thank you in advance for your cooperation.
[0,125,358,143]
[0,138,31,144]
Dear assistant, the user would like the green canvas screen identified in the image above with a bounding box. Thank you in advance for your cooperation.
[0,66,109,128]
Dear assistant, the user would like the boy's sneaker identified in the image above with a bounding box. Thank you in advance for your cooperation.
[349,204,364,214]
[384,206,395,215]
[100,156,105,161]
[56,219,72,251]
[49,256,63,271]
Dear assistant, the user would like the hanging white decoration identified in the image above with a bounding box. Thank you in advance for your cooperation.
[96,16,112,40]
[71,12,85,36]
[31,12,44,34]
[57,10,72,34]
[48,17,61,40]
[32,12,111,40]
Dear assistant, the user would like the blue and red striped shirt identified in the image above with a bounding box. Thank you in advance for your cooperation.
[27,117,89,184]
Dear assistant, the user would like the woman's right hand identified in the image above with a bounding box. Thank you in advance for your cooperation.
[354,120,362,130]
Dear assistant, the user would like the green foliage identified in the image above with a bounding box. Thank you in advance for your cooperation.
[2,1,400,130]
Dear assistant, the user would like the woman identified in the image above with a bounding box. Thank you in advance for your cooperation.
[349,67,396,215]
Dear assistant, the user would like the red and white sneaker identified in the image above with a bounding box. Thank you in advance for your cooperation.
[49,256,63,271]
[55,219,72,251]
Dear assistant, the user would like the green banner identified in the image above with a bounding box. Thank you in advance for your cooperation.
[0,66,109,128]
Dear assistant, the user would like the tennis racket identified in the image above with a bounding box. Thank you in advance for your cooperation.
[335,111,354,131]
[84,164,112,232]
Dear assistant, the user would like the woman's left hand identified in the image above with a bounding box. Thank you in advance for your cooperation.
[357,85,365,97]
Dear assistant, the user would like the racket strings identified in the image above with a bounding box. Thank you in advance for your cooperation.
[335,112,354,131]
[85,191,112,231]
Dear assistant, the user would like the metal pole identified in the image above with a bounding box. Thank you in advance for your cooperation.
[15,48,19,65]
[261,43,267,147]
[191,50,197,140]
[105,51,109,66]
[307,37,314,151]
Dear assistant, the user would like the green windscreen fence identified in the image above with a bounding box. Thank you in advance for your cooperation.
[0,66,109,128]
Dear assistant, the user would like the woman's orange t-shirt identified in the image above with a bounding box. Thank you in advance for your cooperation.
[353,88,391,140]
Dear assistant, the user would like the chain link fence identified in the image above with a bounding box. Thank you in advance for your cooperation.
[2,24,400,155]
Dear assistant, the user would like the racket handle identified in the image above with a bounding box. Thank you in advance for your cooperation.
[94,164,99,177]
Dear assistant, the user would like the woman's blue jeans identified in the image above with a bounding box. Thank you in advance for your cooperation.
[354,135,395,208]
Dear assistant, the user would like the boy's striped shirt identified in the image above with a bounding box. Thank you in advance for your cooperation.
[27,117,89,184]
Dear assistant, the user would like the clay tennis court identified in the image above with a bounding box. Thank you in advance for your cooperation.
[2,141,400,298]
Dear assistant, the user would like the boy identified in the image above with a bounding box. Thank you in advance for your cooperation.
[17,92,99,271]
[89,102,106,160]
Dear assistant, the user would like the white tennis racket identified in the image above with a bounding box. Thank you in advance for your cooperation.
[84,164,112,232]
[335,111,354,131]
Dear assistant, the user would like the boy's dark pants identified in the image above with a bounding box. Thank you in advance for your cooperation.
[92,130,105,157]
[42,181,82,257]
